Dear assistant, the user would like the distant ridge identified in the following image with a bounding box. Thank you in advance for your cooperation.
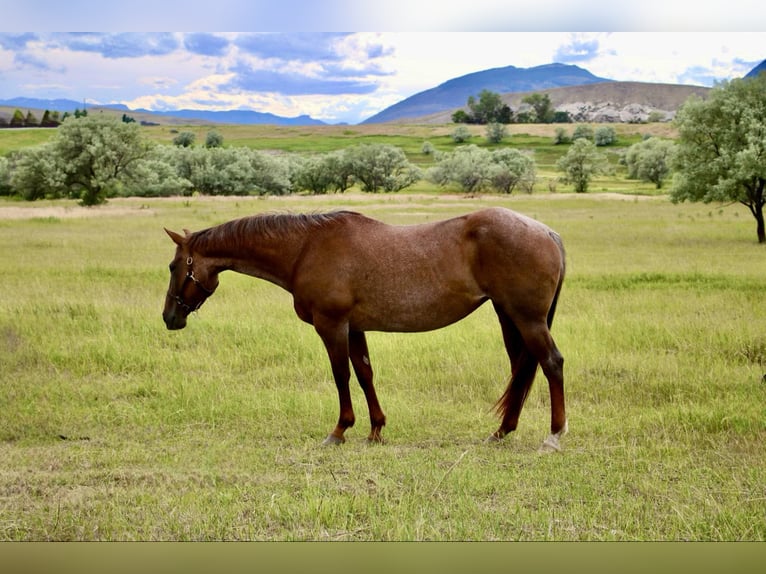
[361,63,610,124]
[0,97,327,126]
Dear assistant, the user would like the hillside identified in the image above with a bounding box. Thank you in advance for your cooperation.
[392,81,711,124]
[362,63,610,124]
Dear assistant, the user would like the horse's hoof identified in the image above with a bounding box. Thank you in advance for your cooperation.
[538,436,562,453]
[322,434,345,446]
[485,434,503,444]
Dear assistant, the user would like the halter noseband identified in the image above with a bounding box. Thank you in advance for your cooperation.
[171,256,214,314]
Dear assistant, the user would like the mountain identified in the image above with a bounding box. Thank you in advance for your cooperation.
[361,63,610,124]
[0,97,327,126]
[745,59,766,78]
[132,108,326,126]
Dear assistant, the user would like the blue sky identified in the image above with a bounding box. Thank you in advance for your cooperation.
[1,3,764,124]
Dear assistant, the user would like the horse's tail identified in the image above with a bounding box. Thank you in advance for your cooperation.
[546,230,566,329]
[493,230,566,422]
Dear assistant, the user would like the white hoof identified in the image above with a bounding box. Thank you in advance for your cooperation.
[538,420,568,453]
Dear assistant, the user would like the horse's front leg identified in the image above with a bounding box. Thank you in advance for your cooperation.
[349,330,386,443]
[314,316,354,445]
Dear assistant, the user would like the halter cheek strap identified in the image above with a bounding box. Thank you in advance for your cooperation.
[172,256,214,314]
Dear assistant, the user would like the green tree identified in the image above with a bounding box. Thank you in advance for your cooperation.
[553,127,570,145]
[572,124,594,141]
[173,131,196,147]
[671,75,766,243]
[40,110,61,127]
[451,125,472,143]
[521,93,555,123]
[623,137,676,189]
[487,148,536,194]
[24,111,39,127]
[346,144,420,193]
[9,143,68,200]
[556,138,609,193]
[451,109,471,124]
[467,90,508,124]
[485,122,507,144]
[594,126,617,146]
[0,156,11,195]
[205,130,224,148]
[10,109,25,127]
[428,144,491,194]
[292,154,335,195]
[51,115,150,205]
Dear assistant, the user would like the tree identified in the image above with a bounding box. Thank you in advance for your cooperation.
[10,109,25,127]
[345,144,420,193]
[292,154,335,194]
[205,130,224,148]
[40,110,61,127]
[24,111,39,127]
[485,122,507,144]
[173,131,196,147]
[522,93,555,123]
[428,145,491,194]
[671,75,766,243]
[467,90,510,124]
[51,115,150,205]
[452,110,471,124]
[623,137,676,189]
[0,156,12,195]
[572,124,594,141]
[556,138,609,193]
[594,126,617,146]
[9,143,68,200]
[451,125,472,143]
[487,148,536,194]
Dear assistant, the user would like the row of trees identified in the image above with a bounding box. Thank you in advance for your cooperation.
[452,90,571,125]
[0,112,673,205]
[0,107,91,129]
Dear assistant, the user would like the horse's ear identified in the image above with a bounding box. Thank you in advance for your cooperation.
[164,228,186,246]
[183,228,192,237]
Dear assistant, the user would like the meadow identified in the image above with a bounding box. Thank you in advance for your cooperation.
[1,186,764,543]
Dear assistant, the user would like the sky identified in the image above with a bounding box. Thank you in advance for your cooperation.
[1,2,765,125]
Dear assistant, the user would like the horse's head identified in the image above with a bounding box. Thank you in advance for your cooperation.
[162,228,219,330]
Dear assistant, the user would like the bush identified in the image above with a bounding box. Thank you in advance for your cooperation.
[572,125,594,141]
[594,126,617,146]
[485,122,507,144]
[345,144,420,193]
[451,126,472,143]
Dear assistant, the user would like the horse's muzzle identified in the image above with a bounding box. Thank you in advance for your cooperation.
[163,310,187,330]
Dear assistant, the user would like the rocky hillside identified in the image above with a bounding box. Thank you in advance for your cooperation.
[394,81,711,124]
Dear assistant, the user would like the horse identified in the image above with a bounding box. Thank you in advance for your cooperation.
[163,207,568,451]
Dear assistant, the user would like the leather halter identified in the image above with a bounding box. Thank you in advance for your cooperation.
[170,256,214,314]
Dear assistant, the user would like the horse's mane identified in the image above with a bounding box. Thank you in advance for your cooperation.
[189,210,359,253]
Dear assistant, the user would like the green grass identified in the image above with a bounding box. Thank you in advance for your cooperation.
[1,192,764,540]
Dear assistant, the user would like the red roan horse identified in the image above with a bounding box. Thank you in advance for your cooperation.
[163,207,568,451]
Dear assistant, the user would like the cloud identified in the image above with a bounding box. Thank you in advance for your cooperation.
[55,33,180,59]
[0,33,38,51]
[226,61,378,95]
[183,33,230,57]
[235,33,350,61]
[554,34,602,63]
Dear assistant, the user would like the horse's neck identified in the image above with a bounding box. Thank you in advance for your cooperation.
[202,227,306,292]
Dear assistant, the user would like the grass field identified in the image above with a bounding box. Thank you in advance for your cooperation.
[1,190,764,541]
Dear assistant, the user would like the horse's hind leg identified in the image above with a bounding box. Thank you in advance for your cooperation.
[349,331,386,442]
[517,319,567,452]
[490,306,540,441]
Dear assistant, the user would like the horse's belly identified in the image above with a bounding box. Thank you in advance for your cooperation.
[350,286,485,333]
